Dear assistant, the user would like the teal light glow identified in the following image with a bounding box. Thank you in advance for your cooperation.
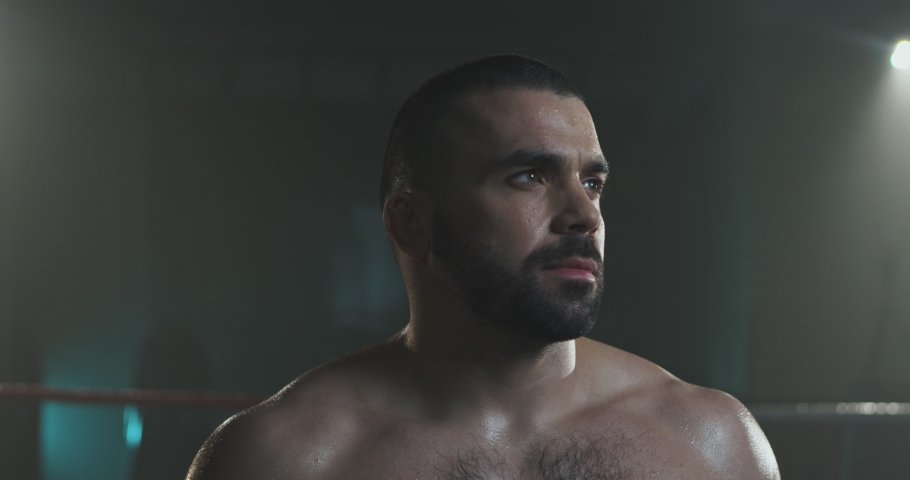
[41,403,128,480]
[122,405,143,449]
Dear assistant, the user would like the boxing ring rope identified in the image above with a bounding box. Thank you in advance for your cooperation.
[0,382,266,409]
[5,381,910,420]
[749,402,910,422]
[748,402,910,479]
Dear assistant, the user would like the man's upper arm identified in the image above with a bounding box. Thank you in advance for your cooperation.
[736,405,781,480]
[185,410,294,480]
[690,388,781,480]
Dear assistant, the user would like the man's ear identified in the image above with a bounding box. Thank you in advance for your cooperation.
[383,192,431,261]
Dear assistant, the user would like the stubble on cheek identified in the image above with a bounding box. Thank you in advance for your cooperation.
[432,204,603,344]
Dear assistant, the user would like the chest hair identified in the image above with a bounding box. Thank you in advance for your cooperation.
[433,429,649,480]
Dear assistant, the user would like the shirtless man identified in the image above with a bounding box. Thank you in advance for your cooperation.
[187,55,780,479]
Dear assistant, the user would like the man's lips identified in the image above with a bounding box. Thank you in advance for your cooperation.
[542,257,598,273]
[541,257,599,281]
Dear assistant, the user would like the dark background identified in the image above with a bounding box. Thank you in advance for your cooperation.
[1,0,909,478]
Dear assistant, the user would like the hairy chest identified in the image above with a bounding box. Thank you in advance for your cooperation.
[427,431,648,480]
[330,422,702,480]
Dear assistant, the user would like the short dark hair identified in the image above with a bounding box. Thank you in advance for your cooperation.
[379,54,584,209]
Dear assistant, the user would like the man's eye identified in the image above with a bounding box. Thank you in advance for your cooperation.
[512,170,542,184]
[583,178,605,193]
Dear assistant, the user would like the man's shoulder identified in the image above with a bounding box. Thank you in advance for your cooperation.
[578,337,745,412]
[575,337,686,404]
[578,338,780,479]
[658,382,780,479]
[186,342,407,480]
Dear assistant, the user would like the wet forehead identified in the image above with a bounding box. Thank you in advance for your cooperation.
[451,89,601,164]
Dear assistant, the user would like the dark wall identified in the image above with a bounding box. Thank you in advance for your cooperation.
[0,321,41,480]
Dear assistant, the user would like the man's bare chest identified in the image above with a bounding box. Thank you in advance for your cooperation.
[330,421,701,480]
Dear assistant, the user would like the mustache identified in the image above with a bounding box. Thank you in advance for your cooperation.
[523,235,603,273]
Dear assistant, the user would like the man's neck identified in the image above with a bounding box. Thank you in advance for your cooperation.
[398,294,579,425]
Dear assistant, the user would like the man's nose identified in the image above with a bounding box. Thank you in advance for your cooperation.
[550,181,601,235]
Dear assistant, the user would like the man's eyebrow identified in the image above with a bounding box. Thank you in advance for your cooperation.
[495,149,609,175]
[585,156,610,176]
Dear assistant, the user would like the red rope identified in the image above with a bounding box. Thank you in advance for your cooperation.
[0,382,267,409]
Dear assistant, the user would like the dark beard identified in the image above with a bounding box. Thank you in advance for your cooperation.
[430,206,604,346]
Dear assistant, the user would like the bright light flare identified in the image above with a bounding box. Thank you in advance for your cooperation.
[892,41,910,70]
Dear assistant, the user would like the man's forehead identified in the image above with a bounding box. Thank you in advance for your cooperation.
[444,88,601,160]
[459,89,589,122]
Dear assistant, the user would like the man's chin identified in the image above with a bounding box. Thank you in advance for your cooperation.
[514,307,598,344]
[523,321,595,345]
